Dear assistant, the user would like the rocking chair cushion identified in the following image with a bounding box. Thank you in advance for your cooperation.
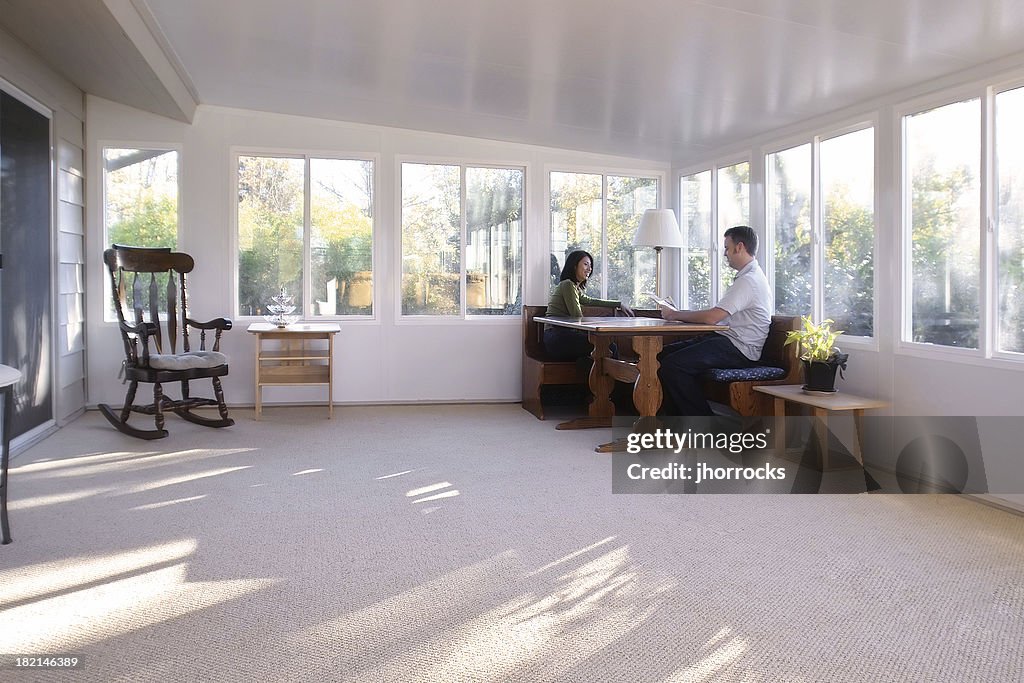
[149,351,228,371]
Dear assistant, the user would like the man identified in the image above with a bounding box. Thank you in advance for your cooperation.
[657,225,773,415]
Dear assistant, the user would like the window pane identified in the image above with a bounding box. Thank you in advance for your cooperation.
[680,171,712,309]
[401,163,460,315]
[104,148,178,249]
[550,172,603,294]
[822,128,875,337]
[768,144,812,316]
[237,156,305,317]
[906,100,981,348]
[466,167,524,315]
[310,159,374,316]
[103,148,179,319]
[607,175,658,304]
[997,87,1024,354]
[717,163,750,298]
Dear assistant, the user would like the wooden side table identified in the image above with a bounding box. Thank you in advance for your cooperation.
[247,323,340,419]
[753,384,888,470]
[0,364,22,544]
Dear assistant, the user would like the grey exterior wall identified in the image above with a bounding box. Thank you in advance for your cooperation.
[1,25,87,426]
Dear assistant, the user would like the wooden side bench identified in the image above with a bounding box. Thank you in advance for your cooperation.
[521,304,604,420]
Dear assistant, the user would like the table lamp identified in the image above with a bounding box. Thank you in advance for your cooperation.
[633,208,684,298]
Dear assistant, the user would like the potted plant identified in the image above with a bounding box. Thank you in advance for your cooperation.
[784,316,849,392]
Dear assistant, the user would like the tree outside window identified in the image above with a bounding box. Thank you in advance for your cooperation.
[237,155,375,318]
[549,171,658,304]
[906,101,980,348]
[401,163,523,317]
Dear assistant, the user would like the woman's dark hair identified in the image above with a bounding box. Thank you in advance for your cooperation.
[559,250,594,286]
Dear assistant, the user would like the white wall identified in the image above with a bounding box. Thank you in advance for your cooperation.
[85,97,668,408]
[0,25,87,429]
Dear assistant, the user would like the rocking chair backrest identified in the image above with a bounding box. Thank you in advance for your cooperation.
[104,245,195,367]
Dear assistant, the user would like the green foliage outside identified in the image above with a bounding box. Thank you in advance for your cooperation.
[237,157,304,316]
[401,164,461,315]
[910,158,979,347]
[549,173,657,305]
[771,156,875,338]
[108,195,177,249]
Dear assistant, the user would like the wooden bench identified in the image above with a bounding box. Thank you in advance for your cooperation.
[521,304,603,420]
[700,314,801,415]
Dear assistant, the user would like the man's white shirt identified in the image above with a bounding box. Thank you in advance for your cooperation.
[714,259,774,361]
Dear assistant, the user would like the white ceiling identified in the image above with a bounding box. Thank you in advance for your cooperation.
[18,0,1024,162]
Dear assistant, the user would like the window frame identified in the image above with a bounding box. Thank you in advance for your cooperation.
[230,146,380,324]
[546,163,665,302]
[989,76,1024,363]
[394,155,528,325]
[760,117,879,349]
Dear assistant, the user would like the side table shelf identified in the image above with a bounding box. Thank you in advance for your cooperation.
[246,323,341,419]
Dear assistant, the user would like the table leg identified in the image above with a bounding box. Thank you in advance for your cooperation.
[588,335,614,418]
[631,336,663,417]
[254,334,262,421]
[328,333,334,420]
[774,397,786,460]
[813,407,829,470]
[852,409,865,467]
[1,385,13,544]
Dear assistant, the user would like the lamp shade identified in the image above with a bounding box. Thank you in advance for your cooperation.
[633,209,684,248]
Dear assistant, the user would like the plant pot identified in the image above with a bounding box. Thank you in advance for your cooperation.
[802,353,849,392]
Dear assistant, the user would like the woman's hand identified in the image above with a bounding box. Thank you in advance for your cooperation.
[619,303,635,317]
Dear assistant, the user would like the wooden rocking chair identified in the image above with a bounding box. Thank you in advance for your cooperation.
[98,245,234,439]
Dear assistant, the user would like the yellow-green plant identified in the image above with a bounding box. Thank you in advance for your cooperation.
[784,316,843,362]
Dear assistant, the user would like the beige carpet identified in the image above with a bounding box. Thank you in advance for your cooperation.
[1,404,1022,682]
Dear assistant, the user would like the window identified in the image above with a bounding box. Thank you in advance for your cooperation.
[904,100,980,348]
[718,163,750,297]
[400,162,523,316]
[769,128,875,337]
[768,146,812,317]
[236,155,374,318]
[996,86,1024,355]
[103,148,178,249]
[679,171,712,309]
[822,128,874,337]
[103,147,179,320]
[549,171,659,303]
[678,162,748,308]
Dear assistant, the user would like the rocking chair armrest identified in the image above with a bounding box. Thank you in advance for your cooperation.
[185,317,233,331]
[119,319,158,339]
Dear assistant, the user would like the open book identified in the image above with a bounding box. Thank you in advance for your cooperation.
[641,292,677,311]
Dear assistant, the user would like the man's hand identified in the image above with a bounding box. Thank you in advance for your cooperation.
[619,303,635,317]
[658,303,679,320]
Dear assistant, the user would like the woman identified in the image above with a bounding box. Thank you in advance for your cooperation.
[544,250,634,361]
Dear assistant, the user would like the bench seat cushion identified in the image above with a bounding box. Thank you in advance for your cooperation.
[704,366,787,382]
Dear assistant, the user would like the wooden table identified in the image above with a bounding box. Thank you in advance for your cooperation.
[247,323,340,419]
[535,316,726,440]
[753,384,888,470]
[0,364,22,544]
